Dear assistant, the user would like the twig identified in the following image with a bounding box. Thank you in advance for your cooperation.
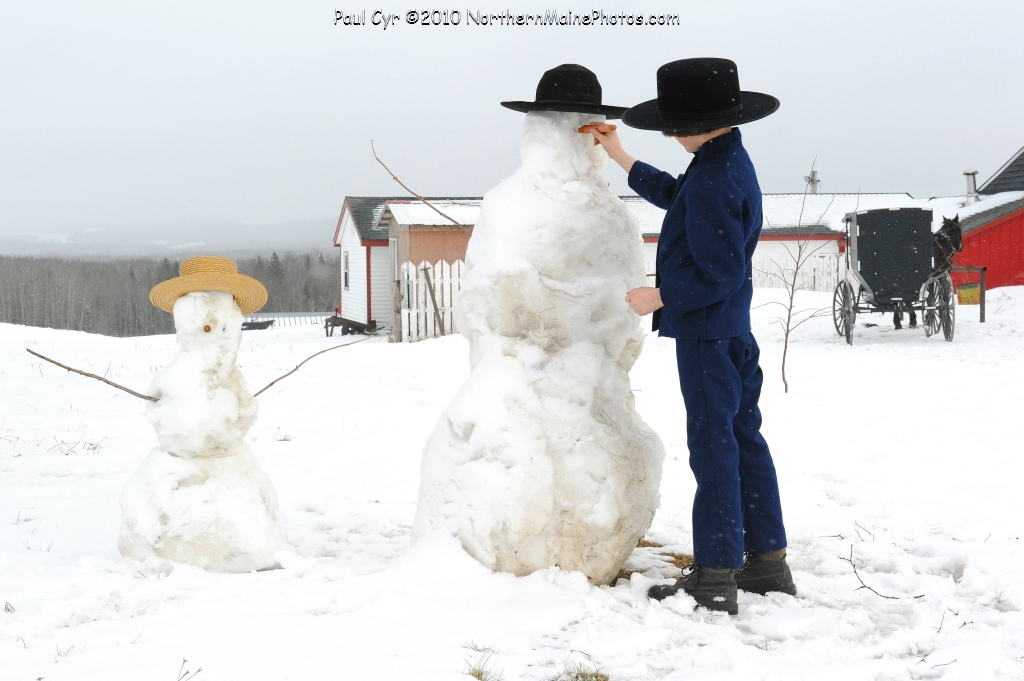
[178,659,203,681]
[853,521,874,541]
[371,140,470,232]
[253,337,371,397]
[840,545,924,599]
[26,349,157,402]
[931,660,956,669]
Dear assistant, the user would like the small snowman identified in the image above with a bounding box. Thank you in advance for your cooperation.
[118,257,287,572]
[412,65,665,584]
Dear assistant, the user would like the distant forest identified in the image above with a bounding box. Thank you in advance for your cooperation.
[0,251,340,337]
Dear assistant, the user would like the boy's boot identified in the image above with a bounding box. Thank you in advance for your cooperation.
[647,565,738,615]
[735,549,797,596]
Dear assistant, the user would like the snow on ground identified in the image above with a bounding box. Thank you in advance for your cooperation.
[2,288,1023,680]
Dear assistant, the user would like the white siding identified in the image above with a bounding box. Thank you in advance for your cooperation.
[641,241,658,287]
[369,245,392,328]
[753,239,841,262]
[752,239,845,292]
[642,238,843,292]
[338,214,369,324]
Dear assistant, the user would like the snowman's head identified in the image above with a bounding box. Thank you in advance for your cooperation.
[172,291,244,356]
[520,111,608,181]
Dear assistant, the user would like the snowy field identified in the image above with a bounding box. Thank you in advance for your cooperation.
[2,287,1023,680]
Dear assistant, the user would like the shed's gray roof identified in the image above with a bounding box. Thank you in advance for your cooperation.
[341,196,481,242]
[979,146,1024,194]
[960,196,1024,235]
[343,196,404,242]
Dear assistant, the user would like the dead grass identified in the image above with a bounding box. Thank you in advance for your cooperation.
[465,648,502,681]
[616,538,694,580]
[553,662,610,681]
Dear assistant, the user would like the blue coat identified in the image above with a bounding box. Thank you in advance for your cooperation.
[628,128,763,339]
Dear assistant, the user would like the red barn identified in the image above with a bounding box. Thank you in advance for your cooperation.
[954,146,1024,290]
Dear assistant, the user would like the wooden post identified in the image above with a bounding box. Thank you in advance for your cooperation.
[952,265,987,323]
[980,266,986,323]
[421,265,445,336]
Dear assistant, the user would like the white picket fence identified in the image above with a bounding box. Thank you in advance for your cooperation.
[399,260,464,342]
[752,254,846,293]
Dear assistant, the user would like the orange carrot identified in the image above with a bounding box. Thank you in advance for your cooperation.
[578,123,617,134]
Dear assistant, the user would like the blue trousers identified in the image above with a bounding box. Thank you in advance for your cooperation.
[675,333,787,569]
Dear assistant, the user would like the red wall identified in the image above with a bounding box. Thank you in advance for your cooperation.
[953,208,1024,290]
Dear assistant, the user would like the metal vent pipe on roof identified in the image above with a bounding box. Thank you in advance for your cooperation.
[964,170,979,205]
[804,170,820,194]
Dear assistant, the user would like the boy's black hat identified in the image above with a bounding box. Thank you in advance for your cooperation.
[623,58,779,131]
[501,64,628,118]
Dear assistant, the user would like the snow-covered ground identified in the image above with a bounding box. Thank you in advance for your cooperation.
[2,288,1023,680]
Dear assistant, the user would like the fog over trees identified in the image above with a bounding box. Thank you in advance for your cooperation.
[0,251,340,337]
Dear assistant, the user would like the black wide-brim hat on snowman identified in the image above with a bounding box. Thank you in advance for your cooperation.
[501,64,628,119]
[623,58,780,131]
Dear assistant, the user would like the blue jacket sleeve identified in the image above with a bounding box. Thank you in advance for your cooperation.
[659,174,749,315]
[628,161,682,210]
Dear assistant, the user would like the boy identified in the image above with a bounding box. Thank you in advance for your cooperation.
[589,58,795,615]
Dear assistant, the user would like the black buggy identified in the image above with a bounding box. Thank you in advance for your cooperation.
[832,207,961,345]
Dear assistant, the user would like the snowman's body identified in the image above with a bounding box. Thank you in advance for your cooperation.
[118,291,287,572]
[412,111,665,584]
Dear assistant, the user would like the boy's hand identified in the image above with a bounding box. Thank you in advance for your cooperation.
[587,126,636,173]
[625,287,663,316]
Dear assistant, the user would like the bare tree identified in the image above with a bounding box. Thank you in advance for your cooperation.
[755,162,837,393]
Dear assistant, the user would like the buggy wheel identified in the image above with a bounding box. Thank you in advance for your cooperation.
[939,273,955,342]
[832,281,856,345]
[923,279,941,338]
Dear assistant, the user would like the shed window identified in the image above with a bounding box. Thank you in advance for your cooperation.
[343,251,350,290]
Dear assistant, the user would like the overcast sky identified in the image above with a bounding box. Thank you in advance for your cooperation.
[2,0,1022,251]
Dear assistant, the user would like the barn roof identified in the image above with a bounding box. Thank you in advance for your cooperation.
[960,194,1024,235]
[979,145,1024,194]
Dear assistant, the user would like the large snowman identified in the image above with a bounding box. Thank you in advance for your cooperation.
[118,257,287,572]
[413,65,665,584]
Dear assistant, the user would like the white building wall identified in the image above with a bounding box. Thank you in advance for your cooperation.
[369,245,392,328]
[339,216,368,324]
[753,239,841,262]
[752,239,845,292]
[642,237,845,292]
[641,241,658,287]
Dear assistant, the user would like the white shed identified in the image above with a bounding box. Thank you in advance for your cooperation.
[332,197,396,330]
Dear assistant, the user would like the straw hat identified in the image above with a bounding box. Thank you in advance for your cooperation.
[149,256,268,315]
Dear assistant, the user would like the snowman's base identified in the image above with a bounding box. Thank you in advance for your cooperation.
[119,447,288,573]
